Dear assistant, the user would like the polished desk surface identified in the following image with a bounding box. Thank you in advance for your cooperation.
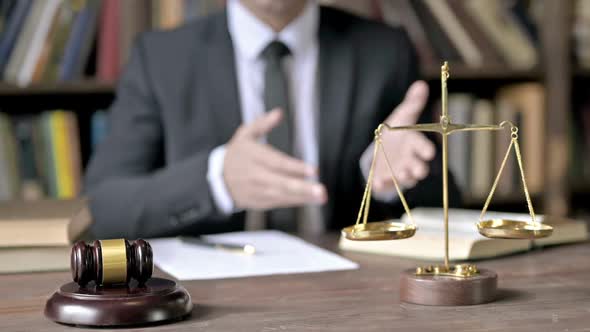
[1,234,589,332]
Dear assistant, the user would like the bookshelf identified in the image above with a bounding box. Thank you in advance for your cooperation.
[0,1,583,219]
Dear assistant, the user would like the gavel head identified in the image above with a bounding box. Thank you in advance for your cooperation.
[71,239,153,286]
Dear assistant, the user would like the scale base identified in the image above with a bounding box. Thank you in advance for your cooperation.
[44,277,193,327]
[400,268,497,306]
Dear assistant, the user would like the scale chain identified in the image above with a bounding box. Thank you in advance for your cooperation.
[479,126,538,226]
[355,136,379,226]
[354,128,416,228]
[378,139,415,226]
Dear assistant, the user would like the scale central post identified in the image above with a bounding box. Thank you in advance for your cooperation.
[440,62,451,270]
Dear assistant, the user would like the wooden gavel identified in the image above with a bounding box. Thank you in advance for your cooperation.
[71,239,153,286]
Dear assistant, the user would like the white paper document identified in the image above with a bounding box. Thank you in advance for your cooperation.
[150,230,359,280]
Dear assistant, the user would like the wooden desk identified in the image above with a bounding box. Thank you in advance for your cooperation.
[1,235,589,331]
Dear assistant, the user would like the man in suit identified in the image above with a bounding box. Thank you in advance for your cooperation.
[85,0,460,239]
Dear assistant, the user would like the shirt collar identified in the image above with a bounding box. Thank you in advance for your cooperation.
[227,0,319,60]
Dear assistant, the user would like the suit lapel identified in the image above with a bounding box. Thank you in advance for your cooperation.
[318,11,355,218]
[205,11,242,143]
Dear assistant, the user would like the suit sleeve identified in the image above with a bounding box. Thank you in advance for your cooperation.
[84,37,223,239]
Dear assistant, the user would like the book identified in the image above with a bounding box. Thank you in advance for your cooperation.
[497,84,545,194]
[339,208,588,261]
[3,0,43,82]
[422,0,483,67]
[506,0,539,46]
[0,246,70,273]
[29,2,62,84]
[0,198,91,247]
[470,99,495,199]
[40,112,58,197]
[154,0,184,30]
[380,0,436,67]
[96,0,119,82]
[9,0,61,86]
[0,114,19,201]
[50,111,81,198]
[0,0,32,74]
[37,111,81,199]
[41,0,75,82]
[447,93,474,195]
[0,0,15,33]
[494,98,518,197]
[13,116,43,200]
[90,110,108,150]
[66,111,82,198]
[409,0,462,63]
[119,0,149,66]
[463,0,538,69]
[0,198,90,274]
[446,0,505,67]
[59,0,101,81]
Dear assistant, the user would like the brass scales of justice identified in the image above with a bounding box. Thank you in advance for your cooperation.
[341,62,553,306]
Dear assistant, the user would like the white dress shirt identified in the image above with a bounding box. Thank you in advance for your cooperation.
[207,0,320,216]
[206,0,395,222]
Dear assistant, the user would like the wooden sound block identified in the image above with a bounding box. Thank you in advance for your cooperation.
[400,268,497,306]
[44,277,193,327]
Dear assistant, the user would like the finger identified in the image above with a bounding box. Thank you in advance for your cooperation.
[275,184,328,208]
[399,171,418,188]
[375,170,416,191]
[412,134,436,161]
[255,144,317,177]
[372,176,390,192]
[396,168,416,187]
[239,109,283,138]
[254,171,327,206]
[372,171,404,192]
[406,157,430,181]
[280,177,327,204]
[387,81,429,126]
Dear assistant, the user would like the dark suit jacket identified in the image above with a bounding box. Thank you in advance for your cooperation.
[85,7,460,239]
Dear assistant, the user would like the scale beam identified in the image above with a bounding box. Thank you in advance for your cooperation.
[379,119,515,135]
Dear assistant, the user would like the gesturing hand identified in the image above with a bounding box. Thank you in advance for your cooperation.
[223,109,327,210]
[372,81,436,193]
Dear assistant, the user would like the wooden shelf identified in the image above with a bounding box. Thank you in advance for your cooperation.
[422,64,542,81]
[0,66,543,96]
[0,81,115,96]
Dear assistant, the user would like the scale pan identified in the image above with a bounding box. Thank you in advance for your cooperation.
[341,221,416,241]
[477,219,553,239]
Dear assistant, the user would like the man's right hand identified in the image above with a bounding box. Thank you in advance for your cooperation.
[223,109,327,210]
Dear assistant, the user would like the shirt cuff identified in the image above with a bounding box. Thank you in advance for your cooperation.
[207,145,235,215]
[360,142,400,203]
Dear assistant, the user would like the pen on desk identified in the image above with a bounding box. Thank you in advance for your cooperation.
[179,236,256,255]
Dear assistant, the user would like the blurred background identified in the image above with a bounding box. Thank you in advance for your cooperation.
[0,0,586,221]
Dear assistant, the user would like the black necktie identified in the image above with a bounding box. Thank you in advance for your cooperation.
[262,40,292,154]
[261,40,297,231]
